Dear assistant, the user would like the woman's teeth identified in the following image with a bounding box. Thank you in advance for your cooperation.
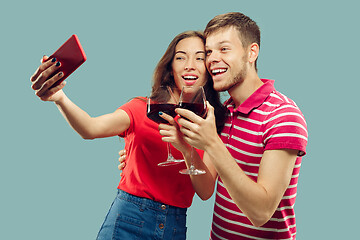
[183,76,198,80]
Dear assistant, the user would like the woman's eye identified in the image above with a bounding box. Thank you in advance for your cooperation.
[197,57,205,61]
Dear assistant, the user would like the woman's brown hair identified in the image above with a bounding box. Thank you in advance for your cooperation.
[151,31,226,133]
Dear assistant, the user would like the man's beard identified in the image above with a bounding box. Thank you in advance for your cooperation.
[214,64,248,92]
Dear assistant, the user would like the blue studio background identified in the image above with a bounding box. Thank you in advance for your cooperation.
[1,0,359,239]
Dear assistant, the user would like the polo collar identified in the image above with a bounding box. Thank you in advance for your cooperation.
[224,79,275,114]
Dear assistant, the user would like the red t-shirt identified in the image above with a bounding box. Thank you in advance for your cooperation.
[117,97,198,208]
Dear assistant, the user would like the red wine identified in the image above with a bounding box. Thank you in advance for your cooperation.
[178,102,206,118]
[147,103,177,124]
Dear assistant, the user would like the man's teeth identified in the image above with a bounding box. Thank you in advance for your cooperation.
[212,69,227,75]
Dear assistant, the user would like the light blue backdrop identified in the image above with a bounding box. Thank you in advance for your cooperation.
[1,0,359,239]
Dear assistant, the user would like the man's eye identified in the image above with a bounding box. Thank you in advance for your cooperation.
[221,47,229,51]
[206,50,212,56]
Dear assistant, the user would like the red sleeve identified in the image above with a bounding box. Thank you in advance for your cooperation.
[118,97,147,137]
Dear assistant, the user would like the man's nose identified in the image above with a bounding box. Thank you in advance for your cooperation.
[206,51,220,64]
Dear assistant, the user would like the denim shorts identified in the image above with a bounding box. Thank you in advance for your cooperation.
[96,189,187,240]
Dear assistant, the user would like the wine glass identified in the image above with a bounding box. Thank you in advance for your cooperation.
[147,86,184,166]
[178,86,207,175]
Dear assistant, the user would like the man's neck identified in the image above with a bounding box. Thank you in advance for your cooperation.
[228,73,263,108]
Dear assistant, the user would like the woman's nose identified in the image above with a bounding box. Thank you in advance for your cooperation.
[185,59,196,70]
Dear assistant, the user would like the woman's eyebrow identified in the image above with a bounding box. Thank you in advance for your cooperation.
[175,50,205,55]
[175,51,186,55]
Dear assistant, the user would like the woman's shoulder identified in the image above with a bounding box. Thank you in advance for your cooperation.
[124,96,147,105]
[118,96,147,111]
[130,96,147,103]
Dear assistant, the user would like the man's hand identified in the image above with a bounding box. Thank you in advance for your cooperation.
[176,102,219,151]
[118,149,126,177]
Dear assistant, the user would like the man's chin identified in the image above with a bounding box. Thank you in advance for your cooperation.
[214,76,243,92]
[214,82,232,92]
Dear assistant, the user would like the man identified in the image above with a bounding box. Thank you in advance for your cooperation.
[175,12,308,239]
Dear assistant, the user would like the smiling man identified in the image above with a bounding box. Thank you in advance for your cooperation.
[176,12,308,239]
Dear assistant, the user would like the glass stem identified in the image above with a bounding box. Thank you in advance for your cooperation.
[189,147,195,170]
[167,142,174,160]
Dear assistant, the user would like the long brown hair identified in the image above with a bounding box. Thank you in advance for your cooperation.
[151,30,226,133]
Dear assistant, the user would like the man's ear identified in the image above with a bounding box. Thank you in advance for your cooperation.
[248,43,259,64]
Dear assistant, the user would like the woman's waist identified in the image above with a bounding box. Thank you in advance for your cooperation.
[116,189,189,214]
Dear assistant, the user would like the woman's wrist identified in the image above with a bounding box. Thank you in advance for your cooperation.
[54,91,66,105]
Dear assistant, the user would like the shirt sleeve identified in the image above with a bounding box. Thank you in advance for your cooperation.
[262,103,308,156]
[118,97,146,137]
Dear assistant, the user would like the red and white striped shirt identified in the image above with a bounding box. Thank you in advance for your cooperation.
[210,79,308,240]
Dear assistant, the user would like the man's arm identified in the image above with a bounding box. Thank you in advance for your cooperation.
[206,135,297,227]
[176,103,298,227]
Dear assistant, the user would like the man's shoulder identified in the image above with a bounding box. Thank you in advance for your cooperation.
[258,90,306,126]
[266,90,302,111]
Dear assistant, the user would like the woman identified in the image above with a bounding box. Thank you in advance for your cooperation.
[30,31,225,239]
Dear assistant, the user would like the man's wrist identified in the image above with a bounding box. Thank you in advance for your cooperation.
[204,134,222,154]
[182,145,193,159]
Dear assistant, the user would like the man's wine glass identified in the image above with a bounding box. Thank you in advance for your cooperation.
[147,86,184,166]
[178,85,207,175]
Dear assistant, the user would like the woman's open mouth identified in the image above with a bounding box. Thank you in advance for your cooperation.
[182,75,198,85]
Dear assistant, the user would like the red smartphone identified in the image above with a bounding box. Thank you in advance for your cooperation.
[48,34,87,86]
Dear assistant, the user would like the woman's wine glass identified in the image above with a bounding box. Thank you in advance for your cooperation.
[147,86,184,166]
[178,85,207,175]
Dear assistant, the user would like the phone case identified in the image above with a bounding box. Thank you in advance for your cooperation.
[49,34,87,86]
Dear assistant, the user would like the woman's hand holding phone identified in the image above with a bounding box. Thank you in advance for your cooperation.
[30,34,86,102]
[30,55,66,102]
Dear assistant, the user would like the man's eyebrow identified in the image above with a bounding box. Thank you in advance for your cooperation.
[219,40,231,44]
[206,40,231,48]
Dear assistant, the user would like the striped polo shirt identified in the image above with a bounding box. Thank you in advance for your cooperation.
[210,79,308,240]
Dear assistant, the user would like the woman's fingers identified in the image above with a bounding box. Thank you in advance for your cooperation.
[41,55,49,63]
[35,71,64,98]
[158,111,175,125]
[31,58,61,90]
